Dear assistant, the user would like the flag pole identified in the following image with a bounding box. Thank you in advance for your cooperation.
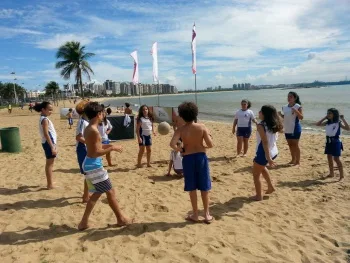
[195,74,197,105]
[138,84,141,106]
[157,80,160,106]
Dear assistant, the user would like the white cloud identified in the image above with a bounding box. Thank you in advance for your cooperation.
[0,9,23,19]
[36,34,96,49]
[0,26,43,38]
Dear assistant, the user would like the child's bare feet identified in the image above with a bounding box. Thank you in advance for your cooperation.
[136,164,143,168]
[147,164,152,167]
[339,175,344,181]
[250,195,263,201]
[324,174,335,178]
[78,221,90,231]
[116,217,134,227]
[265,187,275,195]
[185,213,199,223]
[47,185,55,190]
[204,215,214,224]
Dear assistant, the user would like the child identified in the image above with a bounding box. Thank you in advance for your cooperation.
[170,102,214,224]
[166,141,183,176]
[279,92,303,166]
[316,109,349,181]
[66,108,73,129]
[136,105,156,168]
[232,99,257,156]
[76,102,90,202]
[124,103,132,115]
[252,105,283,201]
[34,101,57,189]
[98,111,113,166]
[78,102,132,230]
[8,104,12,114]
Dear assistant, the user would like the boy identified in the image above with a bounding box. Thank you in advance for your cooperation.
[166,141,183,176]
[170,102,214,224]
[66,108,73,129]
[76,103,90,203]
[78,102,132,230]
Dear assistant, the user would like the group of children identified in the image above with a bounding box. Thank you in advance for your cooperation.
[33,92,349,227]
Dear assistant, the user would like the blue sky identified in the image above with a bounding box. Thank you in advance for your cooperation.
[0,0,349,91]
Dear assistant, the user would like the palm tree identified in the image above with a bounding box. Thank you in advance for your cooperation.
[45,81,60,97]
[55,41,95,98]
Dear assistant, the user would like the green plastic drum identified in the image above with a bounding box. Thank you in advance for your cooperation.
[0,127,22,153]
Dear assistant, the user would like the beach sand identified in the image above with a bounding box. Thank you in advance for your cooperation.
[0,101,349,263]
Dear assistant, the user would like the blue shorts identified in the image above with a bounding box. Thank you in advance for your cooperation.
[285,132,301,140]
[83,157,112,193]
[68,118,73,125]
[182,152,211,191]
[325,141,343,157]
[139,135,152,146]
[102,140,110,145]
[237,127,252,138]
[254,145,277,166]
[42,141,56,159]
[76,143,87,174]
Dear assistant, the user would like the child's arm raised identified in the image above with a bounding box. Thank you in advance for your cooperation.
[257,124,275,167]
[340,115,350,131]
[316,116,327,126]
[203,126,213,148]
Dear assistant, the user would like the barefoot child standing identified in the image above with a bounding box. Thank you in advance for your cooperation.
[170,102,214,224]
[66,108,73,129]
[34,101,57,189]
[316,109,349,181]
[78,102,132,230]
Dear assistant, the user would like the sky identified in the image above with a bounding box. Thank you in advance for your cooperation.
[0,0,349,91]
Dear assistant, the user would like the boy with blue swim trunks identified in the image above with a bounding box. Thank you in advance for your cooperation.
[170,102,214,224]
[78,102,133,230]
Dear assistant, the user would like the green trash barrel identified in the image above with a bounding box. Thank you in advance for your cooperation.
[0,127,22,153]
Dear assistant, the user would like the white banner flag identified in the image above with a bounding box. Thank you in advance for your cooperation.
[130,50,139,84]
[191,23,196,74]
[151,42,159,82]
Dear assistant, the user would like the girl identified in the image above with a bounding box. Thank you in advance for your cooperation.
[232,99,257,156]
[252,105,283,201]
[34,101,57,189]
[316,109,349,181]
[98,110,113,166]
[136,105,155,168]
[279,92,303,166]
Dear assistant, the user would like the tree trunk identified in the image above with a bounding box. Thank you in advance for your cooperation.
[79,70,84,99]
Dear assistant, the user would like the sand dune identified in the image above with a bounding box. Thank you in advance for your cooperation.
[0,101,349,263]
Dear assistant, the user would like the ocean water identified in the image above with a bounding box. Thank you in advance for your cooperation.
[104,85,350,134]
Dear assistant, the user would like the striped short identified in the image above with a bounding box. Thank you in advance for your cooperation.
[83,157,112,193]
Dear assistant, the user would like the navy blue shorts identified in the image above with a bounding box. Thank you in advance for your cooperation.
[254,153,277,166]
[42,141,56,159]
[182,152,211,191]
[139,135,152,146]
[68,118,73,125]
[76,144,87,174]
[285,132,301,140]
[102,140,110,145]
[325,141,343,157]
[237,127,252,138]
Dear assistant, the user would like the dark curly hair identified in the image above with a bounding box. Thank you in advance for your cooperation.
[33,101,51,112]
[260,105,283,133]
[327,108,339,124]
[178,101,198,122]
[137,105,153,121]
[288,91,301,105]
[84,102,103,120]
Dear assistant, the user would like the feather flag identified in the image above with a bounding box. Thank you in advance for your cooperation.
[151,42,159,82]
[191,23,196,74]
[130,51,139,84]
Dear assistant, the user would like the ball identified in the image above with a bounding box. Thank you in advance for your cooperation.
[75,100,89,115]
[158,121,171,135]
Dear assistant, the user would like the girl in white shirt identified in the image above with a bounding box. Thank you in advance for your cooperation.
[166,141,183,176]
[34,101,57,189]
[232,99,257,156]
[98,111,113,166]
[136,105,156,168]
[316,108,349,181]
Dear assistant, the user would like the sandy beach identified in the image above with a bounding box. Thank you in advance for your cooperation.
[0,100,349,263]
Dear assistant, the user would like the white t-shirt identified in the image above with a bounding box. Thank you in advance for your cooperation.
[234,109,255,127]
[170,151,183,170]
[140,117,153,136]
[76,117,89,148]
[98,120,113,142]
[325,122,341,137]
[282,104,302,134]
[256,122,279,158]
[39,115,57,144]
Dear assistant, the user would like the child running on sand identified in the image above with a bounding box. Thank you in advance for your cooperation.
[98,110,113,166]
[76,103,90,202]
[232,99,257,156]
[66,108,73,129]
[170,102,214,224]
[252,105,283,201]
[316,109,349,181]
[34,101,57,189]
[136,105,156,168]
[78,102,132,230]
[166,141,183,176]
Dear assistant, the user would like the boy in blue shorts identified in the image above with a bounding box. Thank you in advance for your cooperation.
[78,102,132,230]
[170,102,214,224]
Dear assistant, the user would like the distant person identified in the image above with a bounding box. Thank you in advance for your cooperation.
[66,108,73,129]
[8,104,12,114]
[166,141,183,176]
[232,99,257,156]
[34,101,57,189]
[170,102,214,224]
[20,101,24,110]
[278,92,303,166]
[74,99,77,104]
[98,110,113,166]
[78,102,132,230]
[252,105,283,201]
[124,103,132,115]
[136,105,155,168]
[316,109,349,181]
[29,103,33,112]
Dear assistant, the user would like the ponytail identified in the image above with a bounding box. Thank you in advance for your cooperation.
[34,101,51,112]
